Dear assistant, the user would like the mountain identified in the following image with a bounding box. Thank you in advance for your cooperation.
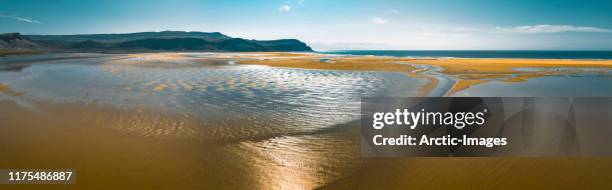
[0,33,39,49]
[0,31,313,53]
[27,31,232,43]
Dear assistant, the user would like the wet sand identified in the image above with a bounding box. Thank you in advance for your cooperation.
[1,101,222,189]
[0,98,363,189]
[320,157,612,189]
[231,53,612,95]
[411,58,612,95]
[0,83,23,97]
[95,52,612,96]
[3,101,612,190]
[2,101,612,190]
[2,53,612,189]
[0,53,415,189]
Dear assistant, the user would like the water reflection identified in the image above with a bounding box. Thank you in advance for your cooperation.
[5,53,611,189]
[453,74,612,97]
[0,53,424,189]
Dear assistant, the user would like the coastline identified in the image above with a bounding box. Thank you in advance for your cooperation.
[225,52,612,95]
[4,52,611,95]
[3,52,612,189]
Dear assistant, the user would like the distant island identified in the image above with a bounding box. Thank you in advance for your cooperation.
[0,31,313,55]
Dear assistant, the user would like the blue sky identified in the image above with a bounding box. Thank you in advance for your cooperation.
[1,0,611,50]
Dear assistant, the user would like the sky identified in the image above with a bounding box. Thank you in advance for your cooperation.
[1,0,611,50]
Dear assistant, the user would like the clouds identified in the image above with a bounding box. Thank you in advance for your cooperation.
[371,17,388,24]
[0,13,41,24]
[430,25,612,36]
[495,25,612,34]
[418,24,612,41]
[278,5,291,13]
[421,32,471,37]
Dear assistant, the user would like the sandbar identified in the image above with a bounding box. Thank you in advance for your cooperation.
[229,53,612,95]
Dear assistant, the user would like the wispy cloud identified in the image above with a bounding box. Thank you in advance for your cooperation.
[421,32,471,37]
[441,25,611,36]
[278,5,291,13]
[0,13,41,24]
[495,25,612,34]
[371,17,388,24]
[449,27,483,32]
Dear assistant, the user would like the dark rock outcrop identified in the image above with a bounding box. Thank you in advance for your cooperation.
[7,31,313,52]
[0,33,39,49]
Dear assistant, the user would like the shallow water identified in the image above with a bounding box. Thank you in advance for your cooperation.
[453,74,612,97]
[3,53,612,189]
[0,54,425,136]
[0,53,426,189]
[326,50,612,59]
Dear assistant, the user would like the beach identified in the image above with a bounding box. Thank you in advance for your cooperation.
[2,52,612,189]
[228,52,612,95]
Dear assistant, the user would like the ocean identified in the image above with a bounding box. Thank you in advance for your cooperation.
[323,50,612,59]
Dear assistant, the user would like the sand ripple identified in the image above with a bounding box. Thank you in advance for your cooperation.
[0,54,426,141]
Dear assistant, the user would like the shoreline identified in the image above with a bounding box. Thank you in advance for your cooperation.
[229,52,612,95]
[7,51,612,60]
[4,92,612,189]
[4,52,612,95]
[3,52,612,189]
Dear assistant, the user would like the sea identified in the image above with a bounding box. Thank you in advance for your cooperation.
[322,50,612,59]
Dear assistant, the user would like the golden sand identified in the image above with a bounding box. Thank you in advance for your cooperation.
[216,54,612,188]
[239,56,417,72]
[100,52,612,94]
[126,53,187,61]
[0,100,360,189]
[0,83,23,97]
[410,58,612,94]
[0,101,232,189]
[411,58,612,73]
[447,79,489,95]
[320,157,612,190]
[231,53,612,94]
[3,53,612,189]
[3,100,612,189]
